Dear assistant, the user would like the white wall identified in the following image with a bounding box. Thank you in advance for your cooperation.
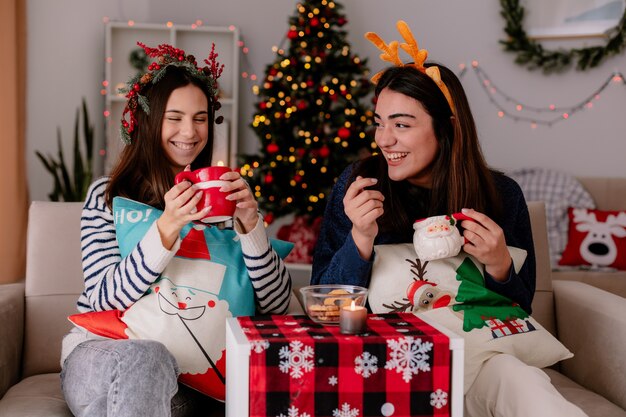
[27,0,626,201]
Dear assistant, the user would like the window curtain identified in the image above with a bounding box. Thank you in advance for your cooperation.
[0,0,27,284]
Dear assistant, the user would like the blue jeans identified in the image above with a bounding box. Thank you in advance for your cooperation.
[61,339,223,417]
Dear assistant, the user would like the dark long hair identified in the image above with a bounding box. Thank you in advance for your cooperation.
[105,66,215,209]
[352,64,502,235]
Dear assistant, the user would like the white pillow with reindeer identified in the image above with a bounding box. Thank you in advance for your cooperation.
[369,243,573,392]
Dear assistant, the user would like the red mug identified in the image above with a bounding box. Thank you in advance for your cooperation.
[174,166,236,223]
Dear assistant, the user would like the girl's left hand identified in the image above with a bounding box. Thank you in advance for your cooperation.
[460,208,512,281]
[219,170,259,233]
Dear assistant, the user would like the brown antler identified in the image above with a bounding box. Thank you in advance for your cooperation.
[405,258,429,281]
[364,32,403,83]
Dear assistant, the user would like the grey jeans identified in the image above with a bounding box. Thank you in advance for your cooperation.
[61,339,223,417]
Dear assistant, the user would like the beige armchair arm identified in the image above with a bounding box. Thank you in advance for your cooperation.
[553,280,626,410]
[0,282,25,398]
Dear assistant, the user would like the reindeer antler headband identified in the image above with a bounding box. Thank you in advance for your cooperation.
[365,20,455,114]
[119,42,224,144]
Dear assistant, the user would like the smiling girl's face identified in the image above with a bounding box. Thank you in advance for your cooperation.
[160,84,209,174]
[374,87,440,187]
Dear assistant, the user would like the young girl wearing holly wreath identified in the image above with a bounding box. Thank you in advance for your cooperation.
[312,21,587,417]
[60,43,292,417]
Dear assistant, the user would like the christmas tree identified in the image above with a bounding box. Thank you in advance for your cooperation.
[240,0,374,223]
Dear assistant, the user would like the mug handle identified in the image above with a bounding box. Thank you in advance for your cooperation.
[174,171,196,185]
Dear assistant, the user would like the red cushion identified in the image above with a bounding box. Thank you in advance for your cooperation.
[559,208,626,270]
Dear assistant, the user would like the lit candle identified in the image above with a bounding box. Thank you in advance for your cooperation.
[339,300,367,335]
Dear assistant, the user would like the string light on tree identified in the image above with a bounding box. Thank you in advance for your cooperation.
[239,0,374,222]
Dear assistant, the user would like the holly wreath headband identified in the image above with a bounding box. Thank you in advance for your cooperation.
[365,20,456,115]
[119,42,225,144]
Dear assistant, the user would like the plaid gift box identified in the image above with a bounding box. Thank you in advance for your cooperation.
[233,313,452,417]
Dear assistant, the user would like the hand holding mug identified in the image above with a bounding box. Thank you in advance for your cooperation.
[217,170,259,233]
[174,166,237,224]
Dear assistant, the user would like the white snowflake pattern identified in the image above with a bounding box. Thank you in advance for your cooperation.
[430,389,448,409]
[294,327,311,333]
[332,402,360,417]
[354,351,378,378]
[250,340,270,353]
[278,340,315,379]
[369,316,385,320]
[384,336,433,383]
[328,375,338,386]
[277,405,311,417]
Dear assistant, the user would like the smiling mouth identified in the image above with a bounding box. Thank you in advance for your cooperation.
[385,152,408,162]
[171,141,197,150]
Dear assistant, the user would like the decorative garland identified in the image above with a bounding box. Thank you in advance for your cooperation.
[500,0,626,72]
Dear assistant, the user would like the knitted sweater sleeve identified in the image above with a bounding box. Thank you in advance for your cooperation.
[311,166,373,287]
[484,175,536,314]
[78,177,179,312]
[236,217,293,315]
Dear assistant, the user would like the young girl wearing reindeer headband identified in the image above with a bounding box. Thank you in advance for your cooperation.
[60,43,292,416]
[312,21,587,417]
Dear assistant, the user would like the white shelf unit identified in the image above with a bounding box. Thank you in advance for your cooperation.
[103,22,239,174]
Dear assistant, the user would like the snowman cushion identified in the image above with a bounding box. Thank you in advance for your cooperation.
[69,197,293,401]
[369,243,573,393]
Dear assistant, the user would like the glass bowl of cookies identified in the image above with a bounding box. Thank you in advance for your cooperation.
[299,284,368,325]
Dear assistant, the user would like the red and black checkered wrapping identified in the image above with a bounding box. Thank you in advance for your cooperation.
[238,313,451,417]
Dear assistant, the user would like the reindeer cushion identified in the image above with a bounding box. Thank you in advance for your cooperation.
[369,243,573,393]
[559,207,626,270]
[68,197,292,401]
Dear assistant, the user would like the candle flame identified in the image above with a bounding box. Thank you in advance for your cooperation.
[350,300,356,310]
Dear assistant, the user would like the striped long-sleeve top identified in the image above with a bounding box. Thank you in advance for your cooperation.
[79,176,291,313]
[62,177,291,364]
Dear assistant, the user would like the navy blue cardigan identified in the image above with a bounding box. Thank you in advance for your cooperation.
[311,165,536,314]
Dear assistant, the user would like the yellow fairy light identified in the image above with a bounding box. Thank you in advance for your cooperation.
[313,7,319,14]
[311,158,317,164]
[291,83,298,90]
[270,162,276,167]
[308,12,314,18]
[345,121,351,127]
[304,63,311,69]
[286,197,293,203]
[269,196,275,202]
[286,75,292,81]
[329,2,335,8]
[265,133,271,139]
[315,57,322,63]
[279,100,285,106]
[254,191,261,198]
[324,23,330,29]
[321,166,327,173]
[298,170,305,175]
[359,132,366,138]
[278,92,285,98]
[302,183,308,189]
[289,156,296,163]
[350,80,357,87]
[300,81,307,88]
[290,180,296,186]
[322,86,329,92]
[354,57,360,64]
[277,155,283,161]
[342,141,348,148]
[326,43,332,49]
[305,138,311,145]
[289,146,295,152]
[316,99,323,105]
[318,32,324,38]
[300,41,308,48]
[334,137,341,143]
[331,78,338,84]
[309,196,318,202]
[318,193,325,199]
